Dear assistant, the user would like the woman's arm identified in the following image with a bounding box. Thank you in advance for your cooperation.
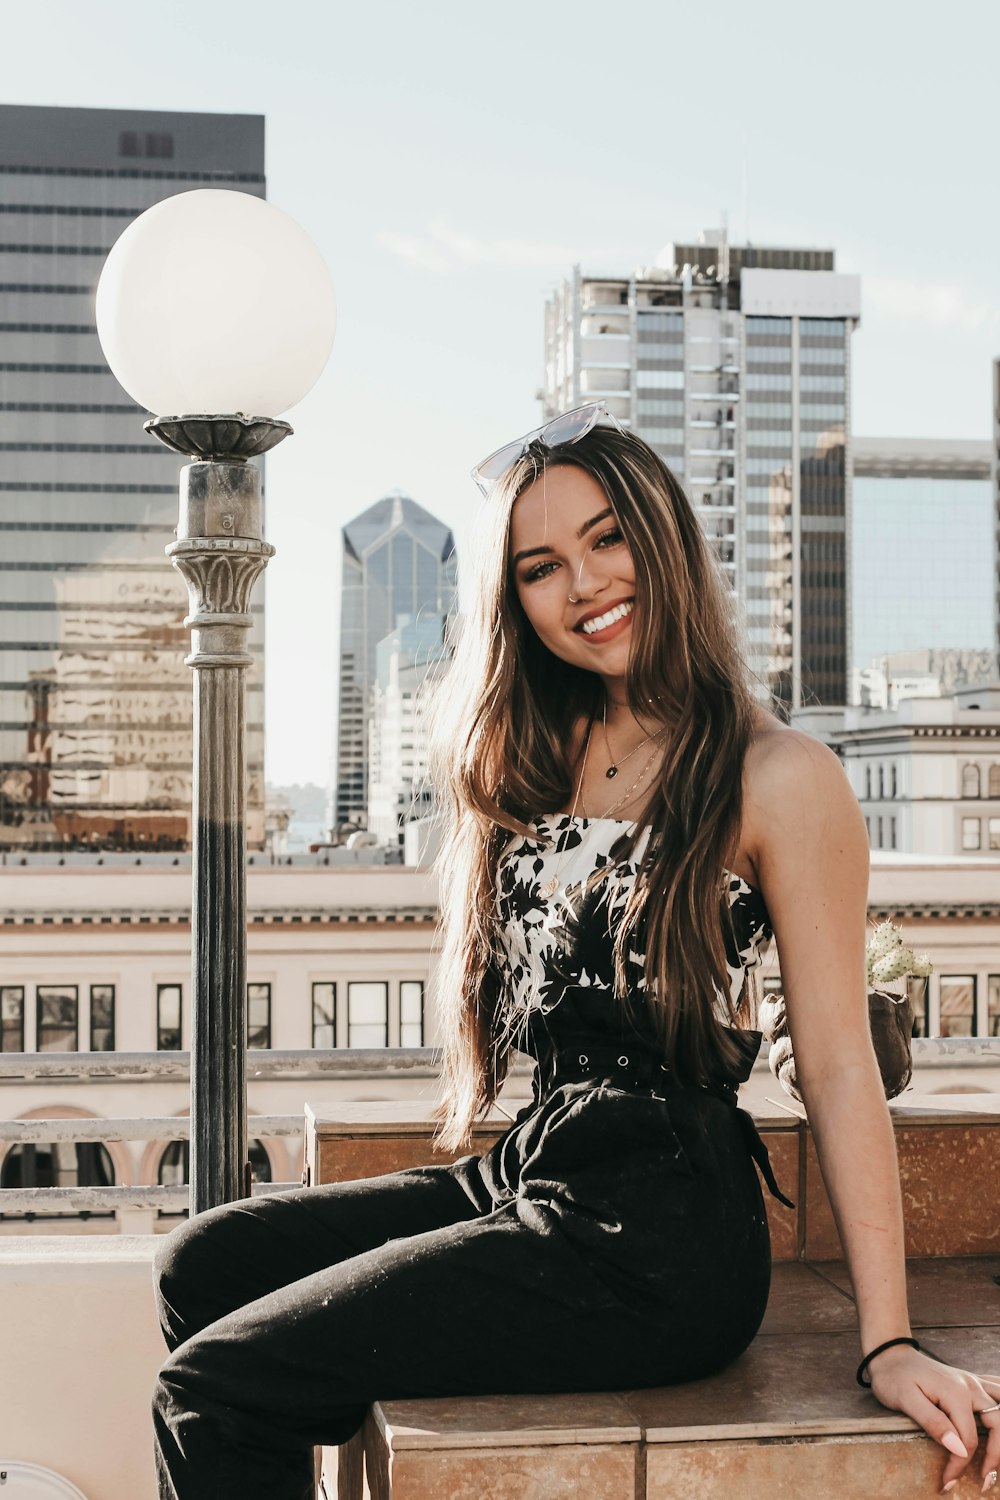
[749,729,1000,1494]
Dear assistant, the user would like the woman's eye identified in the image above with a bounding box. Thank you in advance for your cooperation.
[524,560,557,582]
[595,527,624,548]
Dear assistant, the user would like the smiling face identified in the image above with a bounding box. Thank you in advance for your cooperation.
[508,463,637,683]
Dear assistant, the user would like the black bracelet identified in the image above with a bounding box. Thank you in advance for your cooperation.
[856,1336,922,1388]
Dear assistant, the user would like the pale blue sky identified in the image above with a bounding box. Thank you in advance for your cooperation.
[4,0,998,784]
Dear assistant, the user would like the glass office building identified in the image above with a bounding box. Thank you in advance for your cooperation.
[333,493,457,831]
[0,105,266,850]
[543,233,860,710]
[851,438,993,689]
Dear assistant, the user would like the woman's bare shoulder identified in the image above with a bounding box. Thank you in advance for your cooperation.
[743,708,857,856]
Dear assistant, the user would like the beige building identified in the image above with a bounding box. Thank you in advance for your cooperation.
[1,851,998,1239]
[795,686,1000,854]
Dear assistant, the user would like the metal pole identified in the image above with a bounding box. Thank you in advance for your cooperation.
[167,460,274,1214]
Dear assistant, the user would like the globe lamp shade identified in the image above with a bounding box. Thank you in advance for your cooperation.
[96,189,336,418]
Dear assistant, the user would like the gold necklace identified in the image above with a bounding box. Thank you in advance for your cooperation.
[602,695,668,780]
[584,737,663,822]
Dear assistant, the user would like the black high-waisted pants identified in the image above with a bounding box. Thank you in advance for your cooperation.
[151,1061,776,1499]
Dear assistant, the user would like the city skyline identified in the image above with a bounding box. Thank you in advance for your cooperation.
[2,0,997,783]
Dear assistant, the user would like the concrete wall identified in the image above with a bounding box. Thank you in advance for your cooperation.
[0,1236,162,1499]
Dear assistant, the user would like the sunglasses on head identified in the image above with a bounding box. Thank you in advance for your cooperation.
[470,401,626,497]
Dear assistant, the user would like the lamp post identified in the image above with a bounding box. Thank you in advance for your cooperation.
[96,190,336,1212]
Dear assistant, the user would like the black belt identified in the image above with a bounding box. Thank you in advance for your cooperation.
[535,1038,795,1209]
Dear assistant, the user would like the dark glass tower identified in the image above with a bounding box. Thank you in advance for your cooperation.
[0,104,266,850]
[333,493,457,832]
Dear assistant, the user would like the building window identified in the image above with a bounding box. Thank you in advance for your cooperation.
[876,815,883,848]
[119,130,175,159]
[864,765,872,799]
[347,982,388,1047]
[157,984,182,1051]
[400,981,424,1047]
[990,764,1000,799]
[247,983,271,1049]
[1,985,24,1051]
[961,818,981,851]
[907,976,929,1038]
[989,976,1000,1038]
[312,982,336,1048]
[890,763,898,798]
[156,1138,272,1218]
[961,764,981,798]
[938,976,975,1038]
[37,985,78,1051]
[0,1141,114,1218]
[877,765,884,798]
[989,818,1000,852]
[89,984,115,1051]
[889,815,897,850]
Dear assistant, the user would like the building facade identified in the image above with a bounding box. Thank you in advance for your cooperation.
[367,614,449,849]
[993,358,1000,676]
[0,104,267,851]
[0,851,998,1237]
[795,686,1000,856]
[542,230,861,711]
[851,437,993,697]
[333,493,457,832]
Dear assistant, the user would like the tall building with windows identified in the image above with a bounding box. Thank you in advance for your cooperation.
[993,358,1000,678]
[333,493,457,832]
[542,230,861,710]
[851,437,993,698]
[0,104,266,851]
[367,614,450,848]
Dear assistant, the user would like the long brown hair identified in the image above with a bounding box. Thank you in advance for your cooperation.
[426,424,774,1152]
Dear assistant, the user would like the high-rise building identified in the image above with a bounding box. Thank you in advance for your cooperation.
[333,493,457,833]
[542,230,861,710]
[850,437,994,698]
[0,104,267,851]
[992,358,1000,678]
[367,614,450,849]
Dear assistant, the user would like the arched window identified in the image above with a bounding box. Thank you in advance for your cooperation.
[890,764,898,798]
[877,765,884,799]
[157,1139,274,1192]
[864,765,872,800]
[989,764,1000,799]
[1,1140,114,1220]
[962,764,981,799]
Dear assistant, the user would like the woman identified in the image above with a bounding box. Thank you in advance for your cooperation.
[152,408,999,1499]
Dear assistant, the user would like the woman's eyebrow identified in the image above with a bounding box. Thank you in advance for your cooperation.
[512,508,614,566]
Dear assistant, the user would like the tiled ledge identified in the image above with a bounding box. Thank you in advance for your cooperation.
[306,1095,1000,1263]
[323,1257,1000,1500]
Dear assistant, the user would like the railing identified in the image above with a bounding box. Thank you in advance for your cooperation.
[1,1041,997,1217]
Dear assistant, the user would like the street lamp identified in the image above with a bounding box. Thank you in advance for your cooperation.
[96,189,336,1213]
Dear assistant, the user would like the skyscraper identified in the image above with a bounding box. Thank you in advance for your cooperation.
[333,493,457,832]
[851,436,994,697]
[0,104,266,850]
[542,230,861,710]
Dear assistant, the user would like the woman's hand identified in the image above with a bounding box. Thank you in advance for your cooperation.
[866,1344,1000,1493]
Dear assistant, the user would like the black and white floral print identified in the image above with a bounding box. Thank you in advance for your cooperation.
[495,814,773,1052]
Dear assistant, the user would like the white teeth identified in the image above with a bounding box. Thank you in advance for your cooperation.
[580,601,633,635]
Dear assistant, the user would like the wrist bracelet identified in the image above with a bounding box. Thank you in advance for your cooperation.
[856,1336,921,1388]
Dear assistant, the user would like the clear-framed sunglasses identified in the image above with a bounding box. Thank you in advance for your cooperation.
[470,400,626,496]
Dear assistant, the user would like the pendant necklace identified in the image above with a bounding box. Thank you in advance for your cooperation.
[540,716,593,899]
[603,695,668,780]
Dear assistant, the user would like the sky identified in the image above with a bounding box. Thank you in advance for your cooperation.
[3,0,999,786]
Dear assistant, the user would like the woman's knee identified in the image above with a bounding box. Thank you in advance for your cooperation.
[152,1200,246,1345]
